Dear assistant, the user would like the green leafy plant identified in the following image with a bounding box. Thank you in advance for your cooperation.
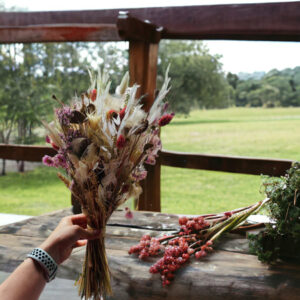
[249,163,300,263]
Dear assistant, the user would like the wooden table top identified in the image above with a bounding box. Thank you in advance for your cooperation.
[0,208,299,300]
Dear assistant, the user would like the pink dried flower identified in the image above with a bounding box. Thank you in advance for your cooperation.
[145,155,156,165]
[42,155,54,167]
[53,154,68,169]
[132,170,147,181]
[116,135,126,149]
[125,207,133,219]
[158,113,174,127]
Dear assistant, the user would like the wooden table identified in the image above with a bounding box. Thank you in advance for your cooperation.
[0,208,299,300]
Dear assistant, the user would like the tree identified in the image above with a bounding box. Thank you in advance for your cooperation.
[0,44,21,174]
[157,40,233,114]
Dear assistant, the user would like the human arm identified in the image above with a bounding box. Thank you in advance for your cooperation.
[0,214,100,300]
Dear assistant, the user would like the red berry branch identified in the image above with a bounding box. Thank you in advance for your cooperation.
[129,199,268,287]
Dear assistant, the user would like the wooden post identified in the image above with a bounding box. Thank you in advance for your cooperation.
[130,42,160,211]
[117,12,162,211]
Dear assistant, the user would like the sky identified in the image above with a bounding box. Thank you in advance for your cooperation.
[3,0,300,74]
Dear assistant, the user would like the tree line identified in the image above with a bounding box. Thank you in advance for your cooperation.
[228,67,300,108]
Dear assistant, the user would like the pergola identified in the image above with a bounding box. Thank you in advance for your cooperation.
[0,1,299,212]
[1,2,300,298]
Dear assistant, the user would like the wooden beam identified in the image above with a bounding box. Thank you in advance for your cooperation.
[129,40,160,212]
[128,41,159,112]
[124,12,161,211]
[0,24,120,44]
[0,144,56,162]
[0,2,300,41]
[117,12,162,43]
[160,150,293,177]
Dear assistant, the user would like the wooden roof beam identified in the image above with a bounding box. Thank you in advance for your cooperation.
[0,24,120,44]
[0,12,162,44]
[0,2,300,41]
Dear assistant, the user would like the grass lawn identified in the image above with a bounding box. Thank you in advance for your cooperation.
[0,167,70,215]
[1,107,300,215]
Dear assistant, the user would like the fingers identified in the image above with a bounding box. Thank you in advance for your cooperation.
[61,214,88,228]
[70,214,88,227]
[75,226,101,241]
[73,240,88,248]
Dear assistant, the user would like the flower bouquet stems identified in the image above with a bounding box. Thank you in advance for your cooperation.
[42,68,174,299]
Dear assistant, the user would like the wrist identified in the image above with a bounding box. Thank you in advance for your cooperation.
[27,248,58,282]
[27,257,48,282]
[39,242,60,265]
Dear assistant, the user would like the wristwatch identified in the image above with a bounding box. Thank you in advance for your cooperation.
[27,248,58,282]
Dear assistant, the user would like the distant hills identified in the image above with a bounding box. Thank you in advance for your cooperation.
[237,71,266,81]
[228,66,300,107]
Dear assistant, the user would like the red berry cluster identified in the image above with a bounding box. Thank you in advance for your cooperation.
[195,240,213,259]
[178,216,210,235]
[128,235,161,259]
[149,237,190,286]
[129,215,215,287]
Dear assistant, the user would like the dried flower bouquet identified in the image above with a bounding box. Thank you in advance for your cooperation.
[42,68,174,299]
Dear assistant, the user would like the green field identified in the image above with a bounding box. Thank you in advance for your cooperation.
[1,107,300,216]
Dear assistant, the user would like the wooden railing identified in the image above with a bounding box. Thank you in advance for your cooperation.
[0,2,299,211]
[0,144,293,177]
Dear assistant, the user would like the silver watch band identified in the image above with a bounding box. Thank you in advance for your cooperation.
[27,248,58,282]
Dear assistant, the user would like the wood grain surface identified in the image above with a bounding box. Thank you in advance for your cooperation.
[0,209,299,299]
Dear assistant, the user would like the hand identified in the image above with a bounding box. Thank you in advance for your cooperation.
[39,214,101,265]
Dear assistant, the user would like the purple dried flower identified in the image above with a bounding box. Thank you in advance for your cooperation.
[42,155,55,167]
[55,106,72,126]
[53,154,68,169]
[59,129,82,150]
